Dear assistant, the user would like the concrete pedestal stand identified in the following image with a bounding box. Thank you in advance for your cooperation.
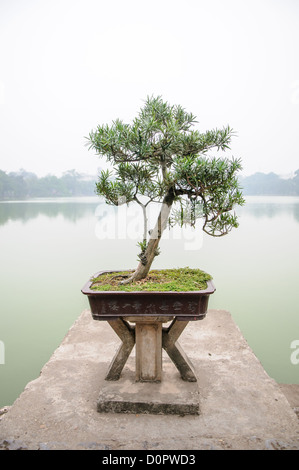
[81,272,217,415]
[97,317,200,415]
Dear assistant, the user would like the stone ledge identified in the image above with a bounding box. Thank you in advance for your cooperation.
[1,309,299,450]
[279,384,299,418]
[0,407,10,420]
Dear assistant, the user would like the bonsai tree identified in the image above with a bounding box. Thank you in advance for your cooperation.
[87,96,245,285]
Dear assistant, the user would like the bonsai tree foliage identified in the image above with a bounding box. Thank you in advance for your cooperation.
[87,96,245,285]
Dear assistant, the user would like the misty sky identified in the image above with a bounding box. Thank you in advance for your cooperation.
[0,0,299,178]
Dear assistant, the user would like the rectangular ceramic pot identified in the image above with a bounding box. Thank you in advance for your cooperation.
[81,270,216,322]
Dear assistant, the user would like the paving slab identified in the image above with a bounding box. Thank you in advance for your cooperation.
[1,309,299,450]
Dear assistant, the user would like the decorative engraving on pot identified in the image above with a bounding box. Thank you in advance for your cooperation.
[173,301,183,312]
[108,301,120,311]
[160,302,170,312]
[187,301,198,313]
[123,303,133,309]
[144,303,157,315]
[131,301,142,312]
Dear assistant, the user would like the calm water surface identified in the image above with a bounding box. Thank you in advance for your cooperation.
[0,196,299,407]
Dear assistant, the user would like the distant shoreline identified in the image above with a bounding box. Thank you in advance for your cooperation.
[1,168,299,200]
[0,169,96,200]
[238,170,299,196]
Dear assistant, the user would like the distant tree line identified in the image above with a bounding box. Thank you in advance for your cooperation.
[1,168,299,200]
[240,169,299,196]
[0,169,96,200]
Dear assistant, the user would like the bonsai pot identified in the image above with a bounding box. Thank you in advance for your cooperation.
[81,270,216,384]
[81,270,216,322]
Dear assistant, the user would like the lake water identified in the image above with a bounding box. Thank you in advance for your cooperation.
[1,196,299,408]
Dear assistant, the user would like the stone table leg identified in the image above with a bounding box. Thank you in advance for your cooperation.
[105,316,197,383]
[135,321,162,382]
[105,318,135,381]
[162,319,197,382]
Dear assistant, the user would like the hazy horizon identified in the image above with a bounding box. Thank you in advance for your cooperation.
[1,0,299,179]
[1,165,298,180]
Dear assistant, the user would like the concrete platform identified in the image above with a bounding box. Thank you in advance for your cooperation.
[97,361,200,415]
[1,309,299,450]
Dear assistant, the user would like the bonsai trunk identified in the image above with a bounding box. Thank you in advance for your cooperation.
[120,190,175,285]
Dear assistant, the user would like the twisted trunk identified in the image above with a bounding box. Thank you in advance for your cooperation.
[120,189,175,285]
